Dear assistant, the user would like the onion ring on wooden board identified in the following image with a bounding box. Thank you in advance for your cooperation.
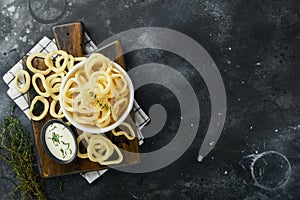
[44,50,69,73]
[77,132,94,159]
[29,96,49,121]
[49,99,64,119]
[112,122,135,140]
[32,73,51,97]
[76,132,123,165]
[26,52,51,75]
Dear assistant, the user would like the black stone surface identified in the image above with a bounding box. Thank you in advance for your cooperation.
[1,0,300,199]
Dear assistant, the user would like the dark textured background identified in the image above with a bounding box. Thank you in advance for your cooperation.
[1,0,300,199]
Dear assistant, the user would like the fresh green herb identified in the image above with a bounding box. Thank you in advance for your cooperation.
[47,132,63,146]
[61,141,70,150]
[89,91,97,99]
[48,125,57,132]
[59,140,72,158]
[96,100,110,111]
[47,128,73,159]
[92,94,110,111]
[60,148,66,158]
[56,177,63,193]
[97,100,102,107]
[0,107,46,200]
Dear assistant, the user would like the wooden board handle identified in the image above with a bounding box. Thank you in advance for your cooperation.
[53,21,84,56]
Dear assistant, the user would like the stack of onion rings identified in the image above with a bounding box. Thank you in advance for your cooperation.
[14,50,86,121]
[77,132,123,165]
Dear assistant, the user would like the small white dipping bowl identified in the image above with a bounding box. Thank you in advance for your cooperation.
[59,59,134,134]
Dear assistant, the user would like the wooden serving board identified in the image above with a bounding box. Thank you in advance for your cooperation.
[23,22,139,178]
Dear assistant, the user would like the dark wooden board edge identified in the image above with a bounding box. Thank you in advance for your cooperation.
[93,40,126,70]
[53,22,84,57]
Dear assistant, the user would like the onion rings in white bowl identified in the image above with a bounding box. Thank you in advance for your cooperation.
[59,53,134,133]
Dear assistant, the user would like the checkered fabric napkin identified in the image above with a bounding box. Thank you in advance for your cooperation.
[2,33,150,183]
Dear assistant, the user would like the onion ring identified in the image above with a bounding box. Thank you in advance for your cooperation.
[26,53,51,75]
[44,50,69,73]
[49,99,64,119]
[112,122,135,140]
[14,70,31,93]
[29,96,49,121]
[76,132,123,165]
[32,73,50,97]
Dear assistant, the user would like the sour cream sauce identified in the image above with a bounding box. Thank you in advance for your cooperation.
[44,122,76,161]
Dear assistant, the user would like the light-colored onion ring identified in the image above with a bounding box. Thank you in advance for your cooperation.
[46,72,64,100]
[112,122,135,140]
[76,132,123,165]
[77,132,94,159]
[29,95,49,121]
[67,54,75,71]
[14,70,31,93]
[49,99,64,119]
[32,73,50,97]
[26,53,51,75]
[44,50,68,73]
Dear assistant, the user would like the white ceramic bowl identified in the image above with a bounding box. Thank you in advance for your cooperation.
[59,59,134,133]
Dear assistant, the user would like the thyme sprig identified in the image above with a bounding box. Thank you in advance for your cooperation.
[0,107,46,200]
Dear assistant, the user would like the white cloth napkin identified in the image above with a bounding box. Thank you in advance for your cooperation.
[2,33,150,183]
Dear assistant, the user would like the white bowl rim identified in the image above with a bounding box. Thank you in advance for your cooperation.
[59,59,134,134]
